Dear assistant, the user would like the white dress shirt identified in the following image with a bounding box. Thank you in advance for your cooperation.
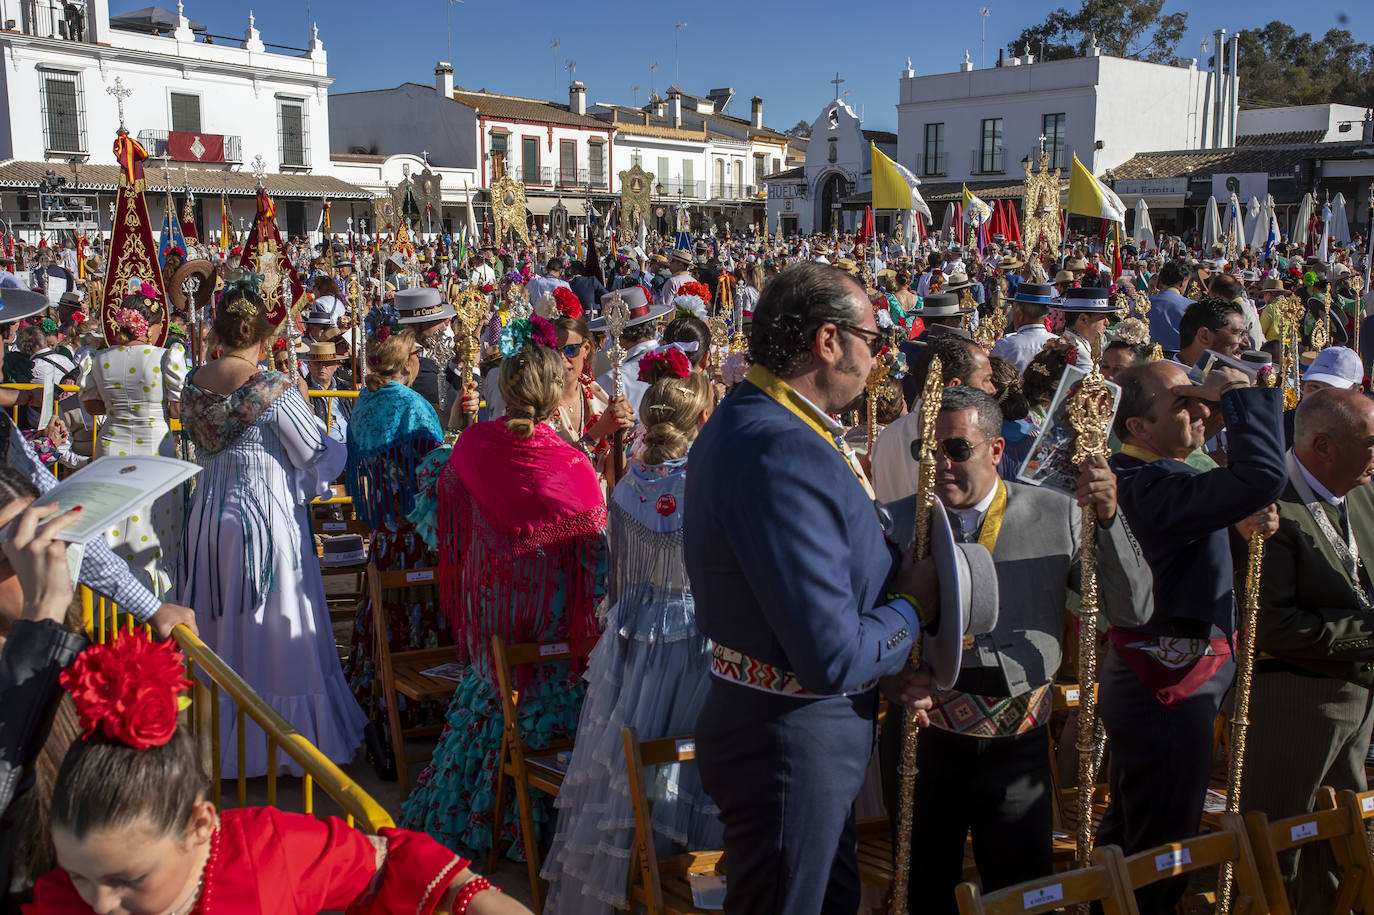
[990,323,1054,373]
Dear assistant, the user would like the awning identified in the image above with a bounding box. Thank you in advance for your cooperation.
[1135,194,1186,209]
[525,197,587,217]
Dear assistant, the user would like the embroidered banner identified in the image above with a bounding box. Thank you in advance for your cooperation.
[167,131,225,164]
[100,133,168,347]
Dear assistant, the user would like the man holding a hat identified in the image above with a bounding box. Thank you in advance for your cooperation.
[990,282,1058,373]
[685,262,950,914]
[656,246,695,305]
[882,385,1151,909]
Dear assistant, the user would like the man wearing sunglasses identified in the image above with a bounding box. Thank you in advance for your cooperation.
[685,262,944,915]
[880,385,1152,910]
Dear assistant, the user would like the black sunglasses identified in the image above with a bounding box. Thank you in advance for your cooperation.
[909,436,991,463]
[833,322,885,357]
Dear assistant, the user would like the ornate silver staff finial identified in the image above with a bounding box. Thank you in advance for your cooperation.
[251,154,267,189]
[602,291,632,399]
[107,77,133,133]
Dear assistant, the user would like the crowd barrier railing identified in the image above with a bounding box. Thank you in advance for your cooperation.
[80,587,394,833]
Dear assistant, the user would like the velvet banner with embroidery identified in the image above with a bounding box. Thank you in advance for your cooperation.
[438,420,606,671]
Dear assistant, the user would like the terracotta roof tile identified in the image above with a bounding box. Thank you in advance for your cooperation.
[0,160,373,198]
[1236,130,1326,147]
[452,88,609,130]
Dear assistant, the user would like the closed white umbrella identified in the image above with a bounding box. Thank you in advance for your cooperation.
[1244,195,1261,249]
[1226,192,1245,259]
[1331,192,1352,248]
[1202,196,1221,251]
[1292,192,1314,247]
[1133,198,1156,250]
[941,201,956,243]
[1249,194,1272,254]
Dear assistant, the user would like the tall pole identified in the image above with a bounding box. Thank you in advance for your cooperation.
[674,22,686,85]
[979,7,990,68]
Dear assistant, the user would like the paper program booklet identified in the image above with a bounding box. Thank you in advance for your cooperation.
[1017,364,1122,498]
[21,456,200,544]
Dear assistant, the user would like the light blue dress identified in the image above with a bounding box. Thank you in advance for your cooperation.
[540,457,723,914]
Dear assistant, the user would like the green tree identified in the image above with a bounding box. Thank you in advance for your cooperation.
[1010,0,1188,64]
[785,119,812,138]
[1231,22,1373,109]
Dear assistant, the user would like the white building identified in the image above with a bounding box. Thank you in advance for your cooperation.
[895,43,1234,188]
[762,97,897,236]
[329,67,481,236]
[0,0,366,242]
[1236,104,1372,144]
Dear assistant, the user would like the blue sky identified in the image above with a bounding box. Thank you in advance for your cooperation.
[115,0,1372,134]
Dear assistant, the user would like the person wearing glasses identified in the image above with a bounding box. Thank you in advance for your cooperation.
[871,334,996,504]
[684,262,941,915]
[590,286,673,422]
[879,385,1151,912]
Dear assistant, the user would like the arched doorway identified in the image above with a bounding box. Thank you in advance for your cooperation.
[817,172,850,235]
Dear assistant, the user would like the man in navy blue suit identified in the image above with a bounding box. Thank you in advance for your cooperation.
[1099,359,1286,913]
[685,262,939,914]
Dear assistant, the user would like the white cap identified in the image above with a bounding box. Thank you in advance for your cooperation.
[1303,346,1363,390]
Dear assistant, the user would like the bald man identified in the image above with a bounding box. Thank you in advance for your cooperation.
[1244,388,1374,911]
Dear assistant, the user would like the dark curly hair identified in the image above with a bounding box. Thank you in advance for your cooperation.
[748,262,863,378]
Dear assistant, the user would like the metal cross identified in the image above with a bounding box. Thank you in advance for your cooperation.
[830,72,844,101]
[107,77,133,131]
[251,154,267,188]
[419,150,429,165]
[1038,133,1046,154]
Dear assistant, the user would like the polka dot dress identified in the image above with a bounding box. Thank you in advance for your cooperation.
[79,344,188,599]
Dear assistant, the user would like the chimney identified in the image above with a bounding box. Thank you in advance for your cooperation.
[435,61,454,98]
[1363,109,1373,144]
[668,88,682,128]
[750,96,763,130]
[569,80,586,116]
[653,94,667,118]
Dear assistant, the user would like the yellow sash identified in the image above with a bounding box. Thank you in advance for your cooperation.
[747,364,874,497]
[975,478,1009,555]
[1119,443,1164,464]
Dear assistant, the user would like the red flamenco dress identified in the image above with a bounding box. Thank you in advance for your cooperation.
[399,419,607,859]
[25,807,470,914]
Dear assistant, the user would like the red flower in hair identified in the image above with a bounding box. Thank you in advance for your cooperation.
[552,286,583,320]
[639,346,692,383]
[59,629,191,749]
[1063,346,1079,366]
[679,281,712,303]
[272,337,289,352]
[376,326,391,344]
[481,283,495,294]
[529,313,558,348]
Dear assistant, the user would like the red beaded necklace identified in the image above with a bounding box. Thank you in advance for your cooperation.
[182,824,220,915]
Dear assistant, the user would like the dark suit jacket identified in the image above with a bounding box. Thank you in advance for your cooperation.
[1253,472,1374,686]
[887,481,1153,696]
[684,379,917,695]
[1109,387,1286,637]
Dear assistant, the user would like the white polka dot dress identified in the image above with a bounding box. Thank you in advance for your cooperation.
[79,344,188,599]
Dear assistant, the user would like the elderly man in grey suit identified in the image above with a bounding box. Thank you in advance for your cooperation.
[881,386,1154,912]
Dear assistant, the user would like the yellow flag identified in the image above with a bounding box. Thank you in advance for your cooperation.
[1067,154,1126,223]
[870,144,912,211]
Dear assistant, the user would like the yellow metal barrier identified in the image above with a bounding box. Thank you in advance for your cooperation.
[80,588,394,833]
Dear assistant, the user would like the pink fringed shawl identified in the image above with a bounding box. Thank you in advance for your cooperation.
[438,420,606,669]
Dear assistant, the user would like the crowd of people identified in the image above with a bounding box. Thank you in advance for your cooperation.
[0,208,1373,915]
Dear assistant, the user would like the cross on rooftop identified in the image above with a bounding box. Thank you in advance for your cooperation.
[830,72,844,101]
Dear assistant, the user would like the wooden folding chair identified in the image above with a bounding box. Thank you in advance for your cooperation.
[621,727,725,915]
[367,562,458,800]
[1317,786,1374,903]
[489,635,586,913]
[856,816,893,893]
[312,508,370,625]
[1121,813,1268,914]
[1244,798,1374,915]
[1047,682,1107,868]
[955,843,1139,914]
